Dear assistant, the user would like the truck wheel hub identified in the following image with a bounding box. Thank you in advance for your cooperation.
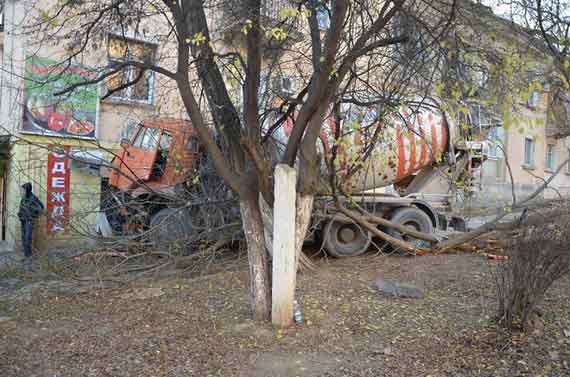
[338,225,358,244]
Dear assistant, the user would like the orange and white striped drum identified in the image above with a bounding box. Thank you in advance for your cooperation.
[331,105,450,193]
[281,104,451,193]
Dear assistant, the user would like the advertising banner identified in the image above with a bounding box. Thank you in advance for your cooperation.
[22,56,99,139]
[47,146,71,234]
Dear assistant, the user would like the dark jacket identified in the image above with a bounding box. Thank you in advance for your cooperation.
[18,183,44,222]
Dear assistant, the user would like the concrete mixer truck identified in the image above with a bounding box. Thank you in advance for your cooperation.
[102,101,485,257]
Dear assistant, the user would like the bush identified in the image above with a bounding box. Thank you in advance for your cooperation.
[494,215,570,332]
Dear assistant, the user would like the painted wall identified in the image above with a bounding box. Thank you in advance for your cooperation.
[0,0,191,251]
[5,137,103,251]
[424,89,570,209]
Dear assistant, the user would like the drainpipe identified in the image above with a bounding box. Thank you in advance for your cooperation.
[0,0,27,249]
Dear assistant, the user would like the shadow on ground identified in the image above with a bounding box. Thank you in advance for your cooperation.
[0,253,569,377]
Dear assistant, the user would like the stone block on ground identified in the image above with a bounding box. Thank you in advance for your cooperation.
[120,287,165,300]
[375,277,424,299]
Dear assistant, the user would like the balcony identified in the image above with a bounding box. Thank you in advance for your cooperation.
[209,0,303,48]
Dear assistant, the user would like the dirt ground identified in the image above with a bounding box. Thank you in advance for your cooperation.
[0,251,569,377]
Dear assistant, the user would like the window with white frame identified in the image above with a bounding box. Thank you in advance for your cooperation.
[394,12,429,63]
[272,75,293,97]
[523,137,535,167]
[487,127,500,158]
[545,144,556,171]
[527,90,540,109]
[316,2,330,30]
[121,120,139,142]
[106,35,156,104]
[475,69,488,89]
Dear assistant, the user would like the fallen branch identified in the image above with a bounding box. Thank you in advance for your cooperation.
[436,158,570,252]
[328,212,438,243]
[336,204,431,256]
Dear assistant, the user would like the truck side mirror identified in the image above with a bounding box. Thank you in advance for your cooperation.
[120,138,131,149]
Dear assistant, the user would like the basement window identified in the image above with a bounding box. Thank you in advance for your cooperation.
[545,144,556,171]
[523,137,535,168]
[527,90,540,109]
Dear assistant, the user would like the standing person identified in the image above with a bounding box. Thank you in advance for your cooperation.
[17,182,44,264]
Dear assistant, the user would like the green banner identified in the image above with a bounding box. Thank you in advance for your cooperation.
[22,56,99,139]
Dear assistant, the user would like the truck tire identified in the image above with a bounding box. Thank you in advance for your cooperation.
[149,208,194,249]
[386,207,433,250]
[323,217,371,258]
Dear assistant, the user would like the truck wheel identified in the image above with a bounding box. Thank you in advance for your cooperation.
[323,217,371,258]
[386,207,433,250]
[149,208,194,249]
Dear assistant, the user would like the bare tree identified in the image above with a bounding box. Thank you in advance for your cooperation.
[17,0,460,320]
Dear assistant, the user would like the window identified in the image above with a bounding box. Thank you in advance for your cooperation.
[121,120,139,142]
[141,127,160,150]
[107,35,156,103]
[159,131,173,151]
[272,76,293,97]
[132,128,146,148]
[487,127,500,158]
[132,127,159,150]
[523,137,535,167]
[527,90,540,109]
[545,144,556,171]
[152,131,173,178]
[316,2,330,30]
[187,137,200,153]
[394,12,428,62]
[475,69,488,89]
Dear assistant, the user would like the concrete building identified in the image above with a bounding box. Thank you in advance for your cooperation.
[423,2,570,209]
[0,0,187,252]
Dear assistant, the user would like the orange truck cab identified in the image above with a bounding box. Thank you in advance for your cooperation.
[109,118,200,197]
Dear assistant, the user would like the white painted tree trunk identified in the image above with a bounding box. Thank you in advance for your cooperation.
[260,193,314,270]
[271,165,297,326]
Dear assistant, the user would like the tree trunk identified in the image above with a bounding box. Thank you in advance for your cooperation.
[294,194,314,266]
[239,197,271,321]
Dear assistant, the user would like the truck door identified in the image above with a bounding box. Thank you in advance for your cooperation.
[150,130,173,182]
[120,126,160,187]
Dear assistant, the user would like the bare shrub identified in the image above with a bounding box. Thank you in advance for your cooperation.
[494,212,570,332]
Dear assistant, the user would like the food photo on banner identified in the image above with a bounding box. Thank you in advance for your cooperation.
[22,56,99,139]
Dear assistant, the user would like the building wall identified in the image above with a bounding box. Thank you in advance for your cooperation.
[5,138,101,251]
[0,0,188,251]
[425,89,570,210]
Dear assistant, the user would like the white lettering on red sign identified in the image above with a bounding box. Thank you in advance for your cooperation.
[52,177,65,188]
[51,192,65,202]
[51,162,66,174]
[47,145,70,234]
[51,206,65,218]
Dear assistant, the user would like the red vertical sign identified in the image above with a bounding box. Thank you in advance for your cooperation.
[47,146,71,234]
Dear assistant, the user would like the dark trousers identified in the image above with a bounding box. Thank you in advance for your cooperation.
[20,220,33,258]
